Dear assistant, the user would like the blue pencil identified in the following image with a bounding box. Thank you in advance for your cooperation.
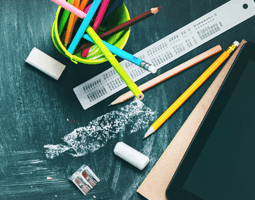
[83,34,157,73]
[101,0,124,23]
[67,0,102,54]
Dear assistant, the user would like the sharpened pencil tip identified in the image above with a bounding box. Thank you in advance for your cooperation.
[151,7,161,14]
[108,103,112,107]
[143,127,155,139]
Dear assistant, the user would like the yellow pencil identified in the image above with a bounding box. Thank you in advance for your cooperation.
[143,41,239,139]
[86,26,144,100]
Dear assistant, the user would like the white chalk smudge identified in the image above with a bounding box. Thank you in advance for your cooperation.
[16,159,44,165]
[142,136,155,157]
[121,175,144,200]
[44,99,154,159]
[111,161,121,190]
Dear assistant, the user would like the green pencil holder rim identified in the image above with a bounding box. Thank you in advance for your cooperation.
[51,3,131,65]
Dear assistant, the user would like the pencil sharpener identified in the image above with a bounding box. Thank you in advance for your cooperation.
[69,164,100,195]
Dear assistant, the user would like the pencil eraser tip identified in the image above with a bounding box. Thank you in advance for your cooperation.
[149,66,157,74]
[233,41,240,47]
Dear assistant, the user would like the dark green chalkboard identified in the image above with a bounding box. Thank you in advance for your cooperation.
[0,0,254,199]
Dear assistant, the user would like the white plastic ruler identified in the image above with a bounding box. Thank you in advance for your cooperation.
[74,0,255,110]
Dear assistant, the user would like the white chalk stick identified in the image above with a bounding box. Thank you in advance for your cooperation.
[114,142,149,170]
[25,47,66,80]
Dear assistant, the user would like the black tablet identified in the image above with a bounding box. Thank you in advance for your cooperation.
[166,42,255,200]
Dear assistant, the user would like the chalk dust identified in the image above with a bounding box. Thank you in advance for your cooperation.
[44,99,154,159]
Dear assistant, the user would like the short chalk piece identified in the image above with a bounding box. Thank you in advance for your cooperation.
[25,47,66,80]
[114,142,149,170]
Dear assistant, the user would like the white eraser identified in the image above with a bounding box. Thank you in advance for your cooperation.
[114,142,149,170]
[149,66,157,74]
[25,47,66,80]
[233,41,240,47]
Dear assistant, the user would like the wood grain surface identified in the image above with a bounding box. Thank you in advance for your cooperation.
[0,0,254,199]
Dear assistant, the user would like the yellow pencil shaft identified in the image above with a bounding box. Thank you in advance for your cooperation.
[86,26,143,99]
[152,51,231,131]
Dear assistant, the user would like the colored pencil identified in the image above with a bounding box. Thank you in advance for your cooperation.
[67,0,102,54]
[63,0,89,46]
[83,34,157,73]
[81,0,110,57]
[64,0,81,46]
[51,0,87,19]
[51,0,144,100]
[101,0,124,23]
[109,45,222,106]
[143,42,239,139]
[86,26,144,100]
[84,3,91,13]
[74,7,162,54]
[80,0,90,10]
[58,0,75,36]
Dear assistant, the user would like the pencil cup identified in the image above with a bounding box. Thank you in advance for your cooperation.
[51,1,131,64]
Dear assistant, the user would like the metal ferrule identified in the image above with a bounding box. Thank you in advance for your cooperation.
[140,61,151,71]
[226,43,238,54]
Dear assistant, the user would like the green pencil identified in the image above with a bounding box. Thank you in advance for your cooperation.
[58,0,74,36]
[86,26,144,100]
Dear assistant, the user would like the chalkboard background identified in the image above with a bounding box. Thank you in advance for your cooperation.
[0,0,254,199]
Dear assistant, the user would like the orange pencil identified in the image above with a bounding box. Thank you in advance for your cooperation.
[79,0,89,10]
[64,0,89,46]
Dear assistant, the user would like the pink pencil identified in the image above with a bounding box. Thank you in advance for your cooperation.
[83,3,92,13]
[51,0,86,18]
[81,0,110,57]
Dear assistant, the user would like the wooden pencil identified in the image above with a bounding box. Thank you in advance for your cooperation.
[79,0,89,10]
[74,7,161,54]
[143,42,238,139]
[86,26,144,100]
[81,0,110,57]
[63,0,89,46]
[52,0,87,18]
[58,0,74,36]
[109,45,222,106]
[64,0,81,46]
[51,0,144,99]
[67,0,102,54]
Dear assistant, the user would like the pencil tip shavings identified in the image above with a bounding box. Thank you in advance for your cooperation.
[69,165,100,195]
[25,47,66,80]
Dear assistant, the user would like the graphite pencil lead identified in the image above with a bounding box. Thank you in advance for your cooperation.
[143,127,155,139]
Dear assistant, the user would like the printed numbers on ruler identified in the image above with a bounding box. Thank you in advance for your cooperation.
[81,79,107,102]
[104,69,125,91]
[74,0,255,110]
